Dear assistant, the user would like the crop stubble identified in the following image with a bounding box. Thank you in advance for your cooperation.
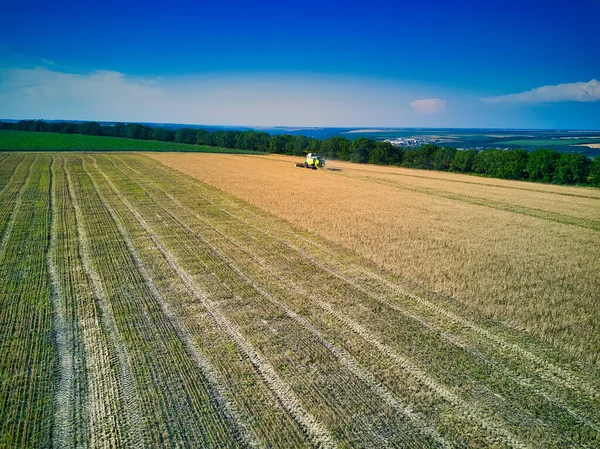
[0,154,54,448]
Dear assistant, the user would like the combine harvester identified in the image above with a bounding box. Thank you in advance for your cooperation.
[295,153,325,170]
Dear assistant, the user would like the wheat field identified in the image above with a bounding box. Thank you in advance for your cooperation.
[1,152,599,448]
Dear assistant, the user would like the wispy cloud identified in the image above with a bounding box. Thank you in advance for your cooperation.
[484,79,600,104]
[40,58,58,66]
[0,66,456,126]
[410,98,446,114]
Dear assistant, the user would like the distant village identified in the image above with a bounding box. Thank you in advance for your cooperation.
[383,137,511,151]
[384,137,438,147]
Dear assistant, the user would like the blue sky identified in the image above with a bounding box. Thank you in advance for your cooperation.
[1,0,599,128]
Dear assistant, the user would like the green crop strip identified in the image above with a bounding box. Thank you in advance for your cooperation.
[0,131,264,154]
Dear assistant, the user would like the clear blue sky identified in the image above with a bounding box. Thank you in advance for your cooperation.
[1,0,599,128]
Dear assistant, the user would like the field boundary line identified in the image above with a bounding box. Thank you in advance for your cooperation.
[65,157,146,449]
[48,156,75,448]
[163,184,527,448]
[127,155,600,398]
[93,157,337,449]
[319,268,600,430]
[255,255,600,443]
[236,153,600,200]
[85,156,259,449]
[127,155,600,439]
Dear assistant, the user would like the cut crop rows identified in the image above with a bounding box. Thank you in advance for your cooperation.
[89,156,442,447]
[0,155,54,448]
[64,156,242,448]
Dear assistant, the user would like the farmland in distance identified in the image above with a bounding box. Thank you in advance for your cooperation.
[1,152,599,448]
[0,130,262,153]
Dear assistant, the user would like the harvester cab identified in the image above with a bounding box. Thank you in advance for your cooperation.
[296,153,325,169]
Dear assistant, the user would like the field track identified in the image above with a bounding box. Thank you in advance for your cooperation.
[1,152,599,448]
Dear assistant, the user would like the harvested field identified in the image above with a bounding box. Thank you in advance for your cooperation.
[1,152,599,448]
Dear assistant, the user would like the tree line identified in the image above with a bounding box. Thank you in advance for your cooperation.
[2,120,599,187]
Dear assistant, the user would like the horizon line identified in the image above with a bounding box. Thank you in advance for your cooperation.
[1,118,600,132]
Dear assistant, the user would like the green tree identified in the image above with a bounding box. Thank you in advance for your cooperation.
[554,153,592,185]
[151,127,175,142]
[195,129,214,146]
[307,138,322,153]
[449,149,477,172]
[336,139,353,160]
[269,134,293,154]
[79,121,103,136]
[59,122,78,134]
[174,128,198,144]
[402,144,438,169]
[113,123,127,137]
[235,130,258,150]
[16,120,35,131]
[350,138,374,163]
[320,137,349,159]
[473,149,500,175]
[32,120,48,132]
[473,149,528,179]
[432,147,457,171]
[497,149,528,180]
[255,132,271,151]
[212,130,239,148]
[368,141,402,165]
[126,124,146,140]
[527,149,560,182]
[47,122,62,133]
[587,157,600,187]
[234,130,271,151]
[292,135,309,156]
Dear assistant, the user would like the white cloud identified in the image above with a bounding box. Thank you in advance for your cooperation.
[0,68,169,120]
[410,98,446,114]
[484,79,600,104]
[0,65,476,126]
[0,66,441,126]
